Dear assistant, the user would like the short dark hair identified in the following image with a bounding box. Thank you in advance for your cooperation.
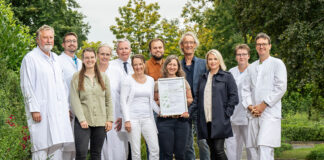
[255,32,271,44]
[131,54,145,65]
[63,32,78,42]
[234,44,250,56]
[148,38,165,50]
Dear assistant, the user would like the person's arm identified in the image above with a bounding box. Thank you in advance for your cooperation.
[70,73,86,123]
[120,77,131,122]
[154,81,160,106]
[20,57,42,122]
[185,81,193,106]
[150,79,160,114]
[104,75,114,123]
[225,73,239,117]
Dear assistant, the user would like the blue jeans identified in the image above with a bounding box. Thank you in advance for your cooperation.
[185,111,210,160]
[157,117,189,160]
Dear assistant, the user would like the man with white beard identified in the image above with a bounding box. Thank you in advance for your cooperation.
[58,32,82,159]
[242,33,287,160]
[20,25,74,159]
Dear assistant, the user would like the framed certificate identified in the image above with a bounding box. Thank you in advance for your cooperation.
[158,77,187,116]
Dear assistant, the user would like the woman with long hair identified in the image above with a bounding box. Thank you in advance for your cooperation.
[189,49,238,160]
[120,54,160,160]
[70,48,114,160]
[154,55,193,160]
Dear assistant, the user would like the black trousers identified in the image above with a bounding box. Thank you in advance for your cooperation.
[74,118,106,160]
[207,122,227,160]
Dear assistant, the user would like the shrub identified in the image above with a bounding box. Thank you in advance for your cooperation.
[306,145,324,160]
[275,142,293,157]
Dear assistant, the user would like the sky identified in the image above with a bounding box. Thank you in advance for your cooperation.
[76,0,187,46]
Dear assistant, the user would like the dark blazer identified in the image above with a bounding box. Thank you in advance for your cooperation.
[181,56,207,97]
[189,69,239,139]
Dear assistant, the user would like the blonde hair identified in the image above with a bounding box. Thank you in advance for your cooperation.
[205,49,226,71]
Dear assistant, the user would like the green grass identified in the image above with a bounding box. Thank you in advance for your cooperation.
[277,144,324,160]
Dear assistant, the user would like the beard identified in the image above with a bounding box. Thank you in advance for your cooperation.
[152,54,163,60]
[42,44,53,53]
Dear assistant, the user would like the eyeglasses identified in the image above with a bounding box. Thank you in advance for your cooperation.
[256,43,269,47]
[236,53,248,57]
[183,41,195,45]
[65,40,77,43]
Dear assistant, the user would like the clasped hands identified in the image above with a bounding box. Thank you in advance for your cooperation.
[248,102,267,117]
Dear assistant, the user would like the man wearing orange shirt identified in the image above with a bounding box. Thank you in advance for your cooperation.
[145,38,165,81]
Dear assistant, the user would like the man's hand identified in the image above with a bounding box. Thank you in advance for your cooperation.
[254,102,267,115]
[105,121,113,132]
[80,121,89,129]
[114,118,122,131]
[32,112,42,122]
[125,121,131,133]
[248,105,261,117]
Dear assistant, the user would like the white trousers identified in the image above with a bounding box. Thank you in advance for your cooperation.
[101,124,129,160]
[32,144,63,160]
[225,125,257,160]
[128,118,159,160]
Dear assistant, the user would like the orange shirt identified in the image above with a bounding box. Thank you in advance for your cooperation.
[145,57,164,81]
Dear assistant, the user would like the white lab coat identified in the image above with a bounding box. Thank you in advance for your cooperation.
[101,62,132,160]
[57,52,82,156]
[20,46,74,152]
[229,66,249,125]
[241,56,287,148]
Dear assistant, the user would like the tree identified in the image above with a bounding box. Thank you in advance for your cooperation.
[110,0,181,59]
[181,0,251,68]
[234,0,324,116]
[0,0,34,71]
[5,0,90,53]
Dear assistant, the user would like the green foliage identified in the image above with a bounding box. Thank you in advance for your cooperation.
[76,41,103,58]
[0,0,34,71]
[282,113,324,141]
[0,110,31,159]
[274,142,293,157]
[110,0,181,59]
[234,0,324,115]
[306,145,324,160]
[282,91,313,115]
[5,0,90,53]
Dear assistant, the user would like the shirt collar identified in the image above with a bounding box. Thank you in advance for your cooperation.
[37,46,55,62]
[150,57,164,65]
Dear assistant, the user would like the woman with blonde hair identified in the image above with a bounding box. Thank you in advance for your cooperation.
[189,49,238,160]
[155,55,193,160]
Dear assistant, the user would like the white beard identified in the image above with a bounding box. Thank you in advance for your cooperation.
[43,44,53,53]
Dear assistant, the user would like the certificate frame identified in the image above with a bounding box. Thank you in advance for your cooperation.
[158,77,187,116]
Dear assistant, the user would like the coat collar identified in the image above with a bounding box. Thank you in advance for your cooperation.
[202,69,225,78]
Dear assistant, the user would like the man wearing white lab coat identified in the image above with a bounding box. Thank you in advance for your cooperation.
[242,33,287,160]
[20,25,74,160]
[225,44,257,160]
[101,39,134,160]
[58,32,82,159]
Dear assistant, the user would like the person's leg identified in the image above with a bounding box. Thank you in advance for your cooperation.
[142,118,159,160]
[74,118,90,160]
[206,123,215,160]
[241,125,256,160]
[90,126,106,160]
[185,119,196,160]
[157,117,175,160]
[225,125,237,160]
[193,111,210,160]
[214,139,227,160]
[48,144,64,160]
[259,145,274,160]
[127,120,142,160]
[174,118,190,160]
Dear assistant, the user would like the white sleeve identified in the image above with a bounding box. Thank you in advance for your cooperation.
[20,57,40,112]
[264,61,287,107]
[120,77,131,122]
[241,67,253,108]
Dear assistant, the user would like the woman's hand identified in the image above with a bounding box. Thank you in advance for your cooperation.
[125,121,131,132]
[105,121,113,132]
[80,121,89,129]
[180,112,190,118]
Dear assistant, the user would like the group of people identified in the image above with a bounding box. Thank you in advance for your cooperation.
[20,24,287,160]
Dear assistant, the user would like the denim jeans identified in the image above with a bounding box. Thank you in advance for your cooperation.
[185,110,210,160]
[74,118,106,160]
[157,117,189,160]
